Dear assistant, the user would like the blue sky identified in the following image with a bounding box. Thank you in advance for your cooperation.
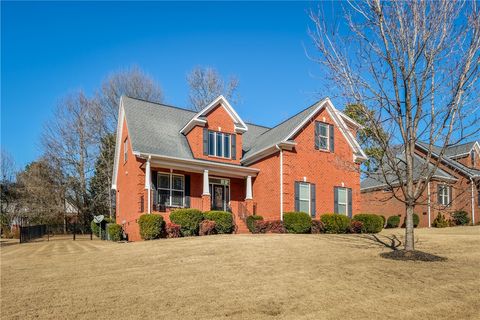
[1,1,343,168]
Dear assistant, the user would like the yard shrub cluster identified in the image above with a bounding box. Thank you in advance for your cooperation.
[107,223,122,241]
[169,209,204,236]
[203,211,234,234]
[349,220,364,234]
[320,214,351,234]
[352,214,384,233]
[311,220,325,234]
[386,216,400,228]
[452,211,470,226]
[246,215,263,233]
[199,220,217,236]
[165,223,181,238]
[283,212,312,234]
[254,220,286,233]
[138,214,164,240]
[433,212,449,228]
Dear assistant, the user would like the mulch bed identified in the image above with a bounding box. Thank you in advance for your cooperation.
[380,250,447,262]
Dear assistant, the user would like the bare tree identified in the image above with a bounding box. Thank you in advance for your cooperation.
[94,66,164,218]
[187,66,240,111]
[309,1,479,251]
[1,149,18,233]
[42,91,99,228]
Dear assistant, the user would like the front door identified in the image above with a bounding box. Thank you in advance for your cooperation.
[212,185,225,210]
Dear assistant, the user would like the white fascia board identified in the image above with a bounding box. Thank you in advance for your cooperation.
[134,152,259,177]
[337,110,364,129]
[180,95,248,134]
[111,97,125,190]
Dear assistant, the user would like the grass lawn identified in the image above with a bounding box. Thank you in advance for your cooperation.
[1,227,479,319]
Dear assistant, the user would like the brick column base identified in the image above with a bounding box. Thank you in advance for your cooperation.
[245,199,254,215]
[202,195,211,212]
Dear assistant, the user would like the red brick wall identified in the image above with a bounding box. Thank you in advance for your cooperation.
[186,103,243,165]
[250,107,361,220]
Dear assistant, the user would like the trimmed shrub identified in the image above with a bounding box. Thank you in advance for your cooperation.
[268,220,287,233]
[170,209,204,236]
[107,223,122,241]
[283,212,312,234]
[247,215,263,233]
[352,214,384,233]
[452,211,470,226]
[320,214,351,234]
[165,223,181,238]
[349,220,363,233]
[433,212,449,228]
[138,214,164,240]
[203,211,234,234]
[199,220,217,236]
[311,220,325,234]
[386,215,400,228]
[380,215,386,227]
[402,213,420,228]
[254,220,269,234]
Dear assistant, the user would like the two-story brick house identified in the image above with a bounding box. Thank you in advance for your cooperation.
[361,141,480,227]
[112,95,367,240]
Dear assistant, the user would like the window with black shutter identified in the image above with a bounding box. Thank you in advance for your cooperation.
[294,181,316,217]
[334,187,352,216]
[315,121,334,152]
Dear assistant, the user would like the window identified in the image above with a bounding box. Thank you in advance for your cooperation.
[318,123,329,150]
[207,130,231,158]
[437,184,451,206]
[337,188,348,215]
[471,150,476,166]
[298,183,310,214]
[123,138,128,163]
[157,173,184,207]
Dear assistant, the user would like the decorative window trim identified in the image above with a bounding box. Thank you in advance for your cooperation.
[157,172,185,207]
[317,122,329,151]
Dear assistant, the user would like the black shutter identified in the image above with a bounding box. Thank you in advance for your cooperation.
[329,124,335,152]
[294,182,300,212]
[347,188,352,218]
[334,187,339,214]
[231,134,236,160]
[310,183,316,218]
[152,171,158,210]
[448,186,452,206]
[203,128,208,155]
[314,122,319,150]
[185,175,191,208]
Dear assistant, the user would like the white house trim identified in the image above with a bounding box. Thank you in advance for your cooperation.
[180,95,248,134]
[111,97,126,190]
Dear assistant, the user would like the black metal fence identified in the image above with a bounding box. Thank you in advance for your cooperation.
[19,224,47,243]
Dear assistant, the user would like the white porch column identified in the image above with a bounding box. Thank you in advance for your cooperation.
[203,170,210,195]
[246,175,253,200]
[145,156,151,213]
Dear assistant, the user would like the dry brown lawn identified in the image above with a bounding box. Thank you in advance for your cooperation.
[1,227,479,320]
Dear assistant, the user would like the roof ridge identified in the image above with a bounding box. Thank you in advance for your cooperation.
[245,122,271,129]
[123,95,196,114]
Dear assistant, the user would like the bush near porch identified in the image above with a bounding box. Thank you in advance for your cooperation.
[203,211,234,234]
[170,209,204,236]
[138,214,164,240]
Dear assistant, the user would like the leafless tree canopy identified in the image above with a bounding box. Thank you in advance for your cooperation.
[1,149,16,184]
[187,66,240,111]
[309,0,479,250]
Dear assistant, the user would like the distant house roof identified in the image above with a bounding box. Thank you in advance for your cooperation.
[417,141,479,158]
[361,154,457,191]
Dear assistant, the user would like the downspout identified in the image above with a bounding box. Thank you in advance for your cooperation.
[145,156,151,214]
[276,145,283,221]
[427,182,431,228]
[470,177,475,225]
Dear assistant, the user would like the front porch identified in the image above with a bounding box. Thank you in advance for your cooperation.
[140,154,258,232]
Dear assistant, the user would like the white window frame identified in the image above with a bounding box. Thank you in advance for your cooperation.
[208,130,231,159]
[336,187,348,215]
[123,138,128,163]
[317,122,329,151]
[157,173,185,207]
[438,184,451,206]
[298,182,311,215]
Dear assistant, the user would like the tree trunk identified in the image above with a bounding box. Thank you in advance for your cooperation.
[404,205,415,251]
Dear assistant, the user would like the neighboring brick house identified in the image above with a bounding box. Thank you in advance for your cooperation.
[112,95,367,240]
[361,141,480,227]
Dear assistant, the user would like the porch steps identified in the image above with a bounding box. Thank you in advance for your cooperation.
[234,216,250,234]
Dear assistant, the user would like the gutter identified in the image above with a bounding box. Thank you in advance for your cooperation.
[471,177,476,225]
[276,145,284,221]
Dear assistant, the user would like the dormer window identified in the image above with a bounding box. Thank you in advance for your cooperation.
[208,130,231,158]
[315,121,334,152]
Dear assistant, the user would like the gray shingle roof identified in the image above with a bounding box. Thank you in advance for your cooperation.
[242,101,323,159]
[361,154,457,190]
[418,141,477,158]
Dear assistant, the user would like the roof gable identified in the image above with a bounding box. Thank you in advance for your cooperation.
[180,95,248,134]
